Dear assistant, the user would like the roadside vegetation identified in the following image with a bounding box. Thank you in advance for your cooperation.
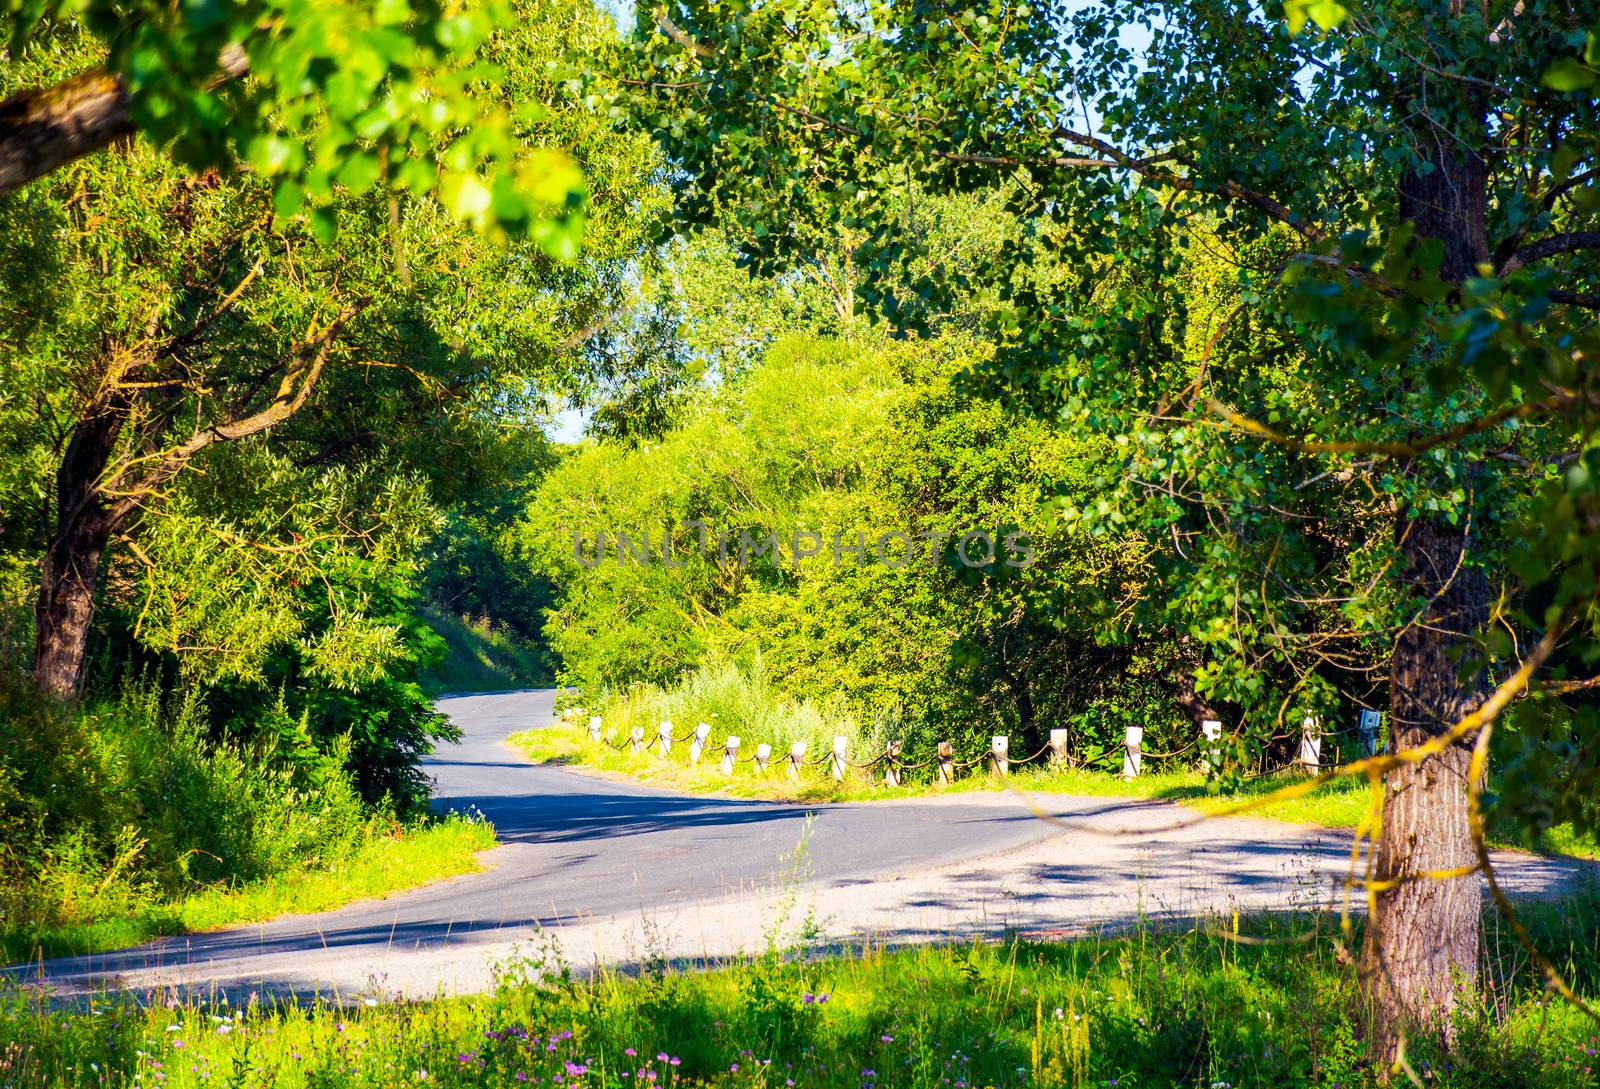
[0,0,644,968]
[4,0,1600,1077]
[511,712,1600,862]
[0,679,493,965]
[417,607,551,697]
[7,894,1600,1089]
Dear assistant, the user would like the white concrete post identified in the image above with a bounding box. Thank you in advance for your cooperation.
[657,721,673,758]
[629,725,645,753]
[721,735,741,775]
[1122,725,1144,779]
[883,741,901,788]
[937,741,954,783]
[587,715,602,743]
[1299,714,1321,771]
[754,742,771,775]
[787,740,807,781]
[830,736,848,782]
[991,735,1009,777]
[1202,719,1223,771]
[1358,709,1381,757]
[689,722,711,766]
[1048,728,1068,766]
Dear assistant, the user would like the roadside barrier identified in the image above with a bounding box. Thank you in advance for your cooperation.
[563,706,1388,786]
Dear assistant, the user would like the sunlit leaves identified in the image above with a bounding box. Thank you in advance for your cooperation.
[3,0,586,250]
[1282,0,1349,36]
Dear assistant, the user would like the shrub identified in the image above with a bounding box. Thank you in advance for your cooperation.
[0,673,376,941]
[597,657,887,762]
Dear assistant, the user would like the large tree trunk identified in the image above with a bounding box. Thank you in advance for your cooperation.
[1359,134,1491,1060]
[33,400,127,700]
[1362,514,1489,1056]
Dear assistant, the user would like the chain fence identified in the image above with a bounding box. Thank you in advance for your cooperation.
[568,706,1388,787]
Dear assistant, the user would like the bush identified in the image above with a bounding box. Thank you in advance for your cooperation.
[596,658,888,762]
[0,672,377,943]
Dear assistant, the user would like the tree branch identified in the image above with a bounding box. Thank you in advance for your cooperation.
[1498,231,1600,275]
[104,300,364,521]
[0,48,248,196]
[1204,392,1562,459]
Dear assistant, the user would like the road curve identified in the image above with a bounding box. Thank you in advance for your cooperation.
[8,689,1589,1000]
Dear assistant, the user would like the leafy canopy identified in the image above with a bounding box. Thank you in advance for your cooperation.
[3,0,589,248]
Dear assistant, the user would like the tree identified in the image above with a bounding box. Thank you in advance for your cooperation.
[628,0,1600,1064]
[1,0,665,699]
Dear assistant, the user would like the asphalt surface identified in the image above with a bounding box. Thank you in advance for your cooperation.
[7,689,1117,995]
[8,688,1589,1000]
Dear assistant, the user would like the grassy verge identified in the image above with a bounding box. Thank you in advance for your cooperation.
[418,605,550,696]
[0,815,495,967]
[6,894,1600,1088]
[512,722,1600,860]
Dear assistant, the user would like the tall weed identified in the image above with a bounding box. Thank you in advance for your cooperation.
[597,657,891,758]
[0,673,375,943]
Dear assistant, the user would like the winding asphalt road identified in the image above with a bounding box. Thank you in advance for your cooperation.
[8,689,1589,1000]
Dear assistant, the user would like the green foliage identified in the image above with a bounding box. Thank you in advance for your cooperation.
[526,333,1194,762]
[0,672,376,948]
[627,0,1600,843]
[417,605,553,695]
[2,0,588,247]
[0,0,660,803]
[7,898,1600,1086]
[590,656,876,761]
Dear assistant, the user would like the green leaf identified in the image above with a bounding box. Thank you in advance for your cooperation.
[273,180,305,219]
[1542,58,1598,92]
[441,173,493,227]
[1283,0,1348,35]
[336,151,382,195]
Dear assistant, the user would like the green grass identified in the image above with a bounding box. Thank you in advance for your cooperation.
[0,815,495,967]
[419,606,550,696]
[6,893,1600,1088]
[513,722,1600,860]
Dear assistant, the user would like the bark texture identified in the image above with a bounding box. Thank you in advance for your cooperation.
[33,395,130,700]
[1359,132,1491,1059]
[0,49,247,197]
[0,69,134,197]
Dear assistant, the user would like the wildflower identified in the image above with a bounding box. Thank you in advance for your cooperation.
[881,1035,893,1043]
[625,1049,637,1057]
[730,1064,740,1073]
[670,1057,681,1066]
[657,1052,669,1062]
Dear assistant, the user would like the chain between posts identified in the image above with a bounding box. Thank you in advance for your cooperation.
[567,709,1382,785]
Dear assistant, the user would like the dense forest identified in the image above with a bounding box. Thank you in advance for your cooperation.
[3,0,1600,1076]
